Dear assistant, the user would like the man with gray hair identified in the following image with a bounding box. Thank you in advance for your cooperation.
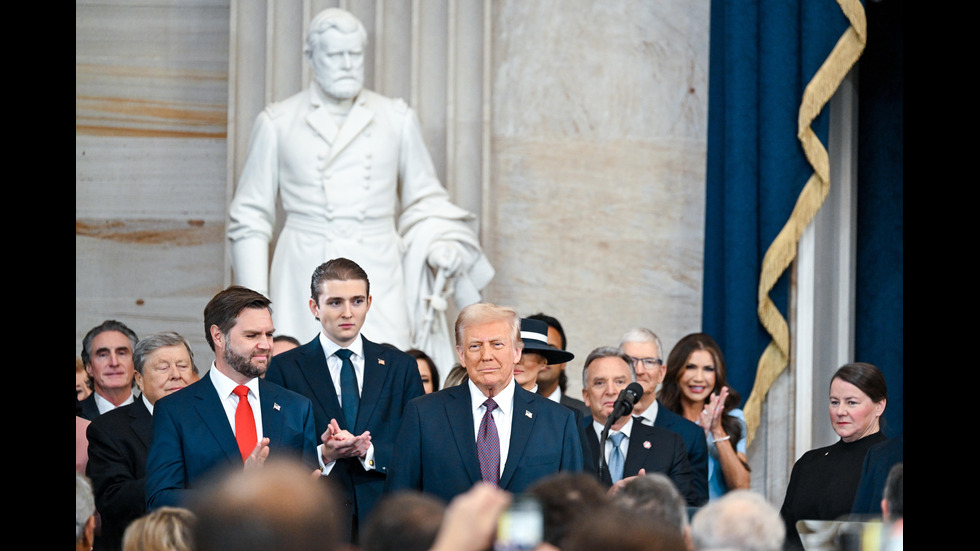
[620,328,708,505]
[690,490,784,551]
[77,472,97,551]
[227,7,492,371]
[612,473,691,549]
[78,320,139,420]
[87,331,200,551]
[580,346,696,504]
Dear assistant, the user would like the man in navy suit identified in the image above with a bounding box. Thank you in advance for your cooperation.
[387,303,583,504]
[265,258,424,543]
[580,346,697,505]
[621,327,709,505]
[145,286,318,510]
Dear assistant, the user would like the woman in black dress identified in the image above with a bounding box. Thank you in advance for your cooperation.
[779,362,888,549]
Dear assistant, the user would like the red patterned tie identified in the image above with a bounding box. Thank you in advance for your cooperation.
[233,385,257,463]
[477,398,500,485]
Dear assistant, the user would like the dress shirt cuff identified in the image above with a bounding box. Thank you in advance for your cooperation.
[358,443,376,471]
[317,444,336,476]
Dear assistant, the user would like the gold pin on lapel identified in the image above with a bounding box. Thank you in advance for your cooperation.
[274,403,281,411]
[378,359,385,365]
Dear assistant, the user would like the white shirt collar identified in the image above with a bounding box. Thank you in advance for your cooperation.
[545,386,562,403]
[209,361,259,399]
[318,332,365,360]
[93,390,133,415]
[468,376,516,414]
[592,415,635,440]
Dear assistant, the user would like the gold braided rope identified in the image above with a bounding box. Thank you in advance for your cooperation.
[743,0,866,448]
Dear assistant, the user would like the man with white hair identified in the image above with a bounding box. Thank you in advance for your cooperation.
[620,328,709,505]
[227,8,492,371]
[691,490,785,551]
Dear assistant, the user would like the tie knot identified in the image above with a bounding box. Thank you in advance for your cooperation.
[483,398,498,413]
[610,432,626,446]
[335,349,353,361]
[233,385,250,398]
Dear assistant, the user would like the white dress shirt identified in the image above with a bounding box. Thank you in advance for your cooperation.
[592,416,634,466]
[468,377,516,478]
[209,363,264,441]
[93,391,134,416]
[635,399,660,427]
[316,332,375,473]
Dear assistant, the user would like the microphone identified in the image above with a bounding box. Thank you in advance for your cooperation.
[598,382,645,481]
[609,382,644,422]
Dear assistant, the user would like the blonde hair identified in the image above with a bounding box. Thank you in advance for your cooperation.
[454,303,521,349]
[122,507,195,551]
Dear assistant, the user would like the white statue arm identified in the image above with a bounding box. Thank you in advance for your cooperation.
[227,109,281,295]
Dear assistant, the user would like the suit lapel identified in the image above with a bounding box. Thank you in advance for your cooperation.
[306,86,340,146]
[326,99,373,165]
[192,375,241,463]
[623,421,649,477]
[130,398,154,450]
[500,387,535,489]
[297,339,344,424]
[356,337,387,433]
[259,380,284,446]
[446,385,481,484]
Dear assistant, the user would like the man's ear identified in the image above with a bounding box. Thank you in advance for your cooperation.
[209,325,224,348]
[309,298,320,320]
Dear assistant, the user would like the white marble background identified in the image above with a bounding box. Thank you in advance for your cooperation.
[76,0,708,399]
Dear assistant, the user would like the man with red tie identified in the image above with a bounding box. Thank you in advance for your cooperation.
[145,286,318,510]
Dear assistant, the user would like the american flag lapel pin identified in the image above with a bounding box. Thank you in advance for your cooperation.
[378,358,385,365]
[274,403,281,411]
[525,410,533,419]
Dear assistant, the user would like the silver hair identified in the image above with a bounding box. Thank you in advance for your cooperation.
[76,472,95,543]
[618,327,663,359]
[304,8,368,59]
[133,331,197,375]
[691,490,785,551]
[612,473,688,532]
[581,346,636,389]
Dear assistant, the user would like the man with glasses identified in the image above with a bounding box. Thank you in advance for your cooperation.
[620,328,708,505]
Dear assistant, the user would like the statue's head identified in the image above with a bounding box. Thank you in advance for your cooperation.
[305,9,367,100]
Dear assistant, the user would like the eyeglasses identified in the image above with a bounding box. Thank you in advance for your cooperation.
[628,356,662,369]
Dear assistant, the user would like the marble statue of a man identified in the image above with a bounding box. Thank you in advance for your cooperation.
[227,8,493,372]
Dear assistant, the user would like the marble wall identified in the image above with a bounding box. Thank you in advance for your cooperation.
[76,0,710,398]
[484,0,710,399]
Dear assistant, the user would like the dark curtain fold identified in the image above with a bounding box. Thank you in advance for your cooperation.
[703,0,902,437]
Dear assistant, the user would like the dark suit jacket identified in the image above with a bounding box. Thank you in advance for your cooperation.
[584,418,698,506]
[78,392,101,421]
[144,373,317,510]
[264,335,424,536]
[86,399,153,551]
[651,403,710,506]
[560,393,591,418]
[386,382,584,503]
[851,433,903,516]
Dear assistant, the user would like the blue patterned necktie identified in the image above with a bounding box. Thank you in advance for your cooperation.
[477,398,500,485]
[335,349,359,430]
[608,432,626,484]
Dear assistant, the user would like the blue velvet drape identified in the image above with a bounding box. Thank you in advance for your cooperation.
[702,0,902,436]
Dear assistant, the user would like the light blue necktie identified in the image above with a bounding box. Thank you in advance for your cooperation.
[335,349,359,430]
[608,432,626,484]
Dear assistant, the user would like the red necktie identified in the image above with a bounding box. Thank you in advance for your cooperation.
[233,385,257,463]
